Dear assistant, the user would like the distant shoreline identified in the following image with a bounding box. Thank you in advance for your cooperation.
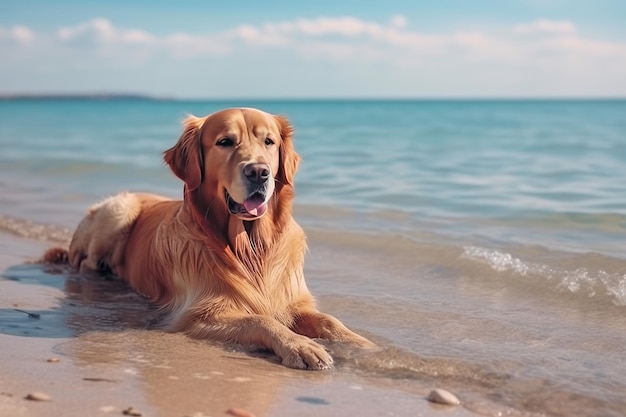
[0,93,162,101]
[1,93,624,102]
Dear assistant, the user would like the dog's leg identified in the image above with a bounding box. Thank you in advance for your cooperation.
[187,315,334,370]
[291,310,376,348]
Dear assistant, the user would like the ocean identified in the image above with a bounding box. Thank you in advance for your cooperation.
[1,98,625,416]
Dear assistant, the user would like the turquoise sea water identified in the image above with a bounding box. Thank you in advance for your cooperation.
[1,99,625,416]
[1,99,625,254]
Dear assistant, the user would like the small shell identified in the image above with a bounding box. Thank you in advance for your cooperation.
[24,392,51,402]
[46,357,61,363]
[227,408,257,417]
[122,406,143,416]
[427,388,460,405]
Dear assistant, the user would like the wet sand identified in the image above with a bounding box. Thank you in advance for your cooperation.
[0,232,485,417]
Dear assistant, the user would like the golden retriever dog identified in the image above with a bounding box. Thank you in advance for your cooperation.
[47,108,373,370]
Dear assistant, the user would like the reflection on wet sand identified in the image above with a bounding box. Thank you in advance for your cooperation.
[65,331,296,416]
[56,268,285,415]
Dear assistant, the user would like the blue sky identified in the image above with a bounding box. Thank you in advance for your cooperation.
[2,0,625,98]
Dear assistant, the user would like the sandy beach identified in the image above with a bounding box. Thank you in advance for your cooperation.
[0,231,488,417]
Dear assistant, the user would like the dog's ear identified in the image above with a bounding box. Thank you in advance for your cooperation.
[275,115,300,186]
[164,115,205,192]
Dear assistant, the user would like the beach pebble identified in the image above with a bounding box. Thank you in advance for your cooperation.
[427,389,460,406]
[46,357,61,363]
[24,391,51,401]
[227,408,257,417]
[122,406,143,416]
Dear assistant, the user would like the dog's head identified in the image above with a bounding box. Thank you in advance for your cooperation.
[164,108,299,221]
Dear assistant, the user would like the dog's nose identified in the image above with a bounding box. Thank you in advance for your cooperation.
[243,163,270,183]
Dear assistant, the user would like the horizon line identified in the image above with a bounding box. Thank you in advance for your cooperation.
[1,93,625,102]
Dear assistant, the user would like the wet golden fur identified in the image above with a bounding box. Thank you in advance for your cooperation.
[59,108,372,370]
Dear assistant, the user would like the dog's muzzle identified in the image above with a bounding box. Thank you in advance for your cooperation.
[225,189,268,219]
[225,163,273,219]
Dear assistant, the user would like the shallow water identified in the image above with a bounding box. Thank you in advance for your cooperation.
[1,98,625,416]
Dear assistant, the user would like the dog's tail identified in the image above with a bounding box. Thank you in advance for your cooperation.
[41,246,70,264]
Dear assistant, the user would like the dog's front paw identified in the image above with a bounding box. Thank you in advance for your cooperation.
[278,335,333,370]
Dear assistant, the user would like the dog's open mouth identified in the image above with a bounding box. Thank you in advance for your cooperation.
[225,189,268,218]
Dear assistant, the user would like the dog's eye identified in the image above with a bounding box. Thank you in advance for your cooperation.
[216,137,234,147]
[265,138,275,146]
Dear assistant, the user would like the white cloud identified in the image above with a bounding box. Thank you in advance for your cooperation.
[389,15,408,30]
[229,24,288,46]
[0,25,35,44]
[226,16,500,59]
[270,16,376,37]
[514,19,577,35]
[9,15,621,63]
[163,32,230,57]
[1,15,625,97]
[57,18,154,45]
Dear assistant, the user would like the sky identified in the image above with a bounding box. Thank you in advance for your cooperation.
[1,0,626,98]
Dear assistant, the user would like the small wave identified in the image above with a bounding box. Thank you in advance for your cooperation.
[0,214,72,244]
[462,246,626,306]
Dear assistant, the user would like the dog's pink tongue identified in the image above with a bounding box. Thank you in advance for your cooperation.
[243,196,267,217]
